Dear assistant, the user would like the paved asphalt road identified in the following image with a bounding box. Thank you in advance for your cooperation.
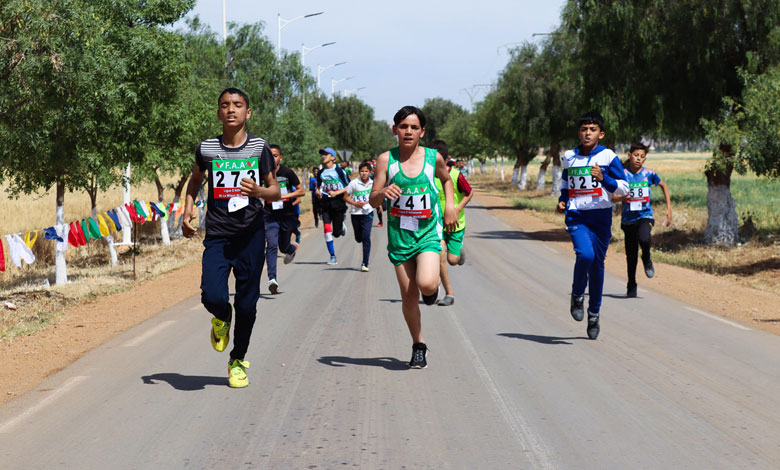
[1,200,778,469]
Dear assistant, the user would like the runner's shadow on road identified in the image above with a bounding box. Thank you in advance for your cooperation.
[141,373,228,390]
[378,298,402,303]
[473,229,569,243]
[602,293,639,299]
[324,267,361,271]
[498,333,587,345]
[317,356,408,370]
[294,261,328,265]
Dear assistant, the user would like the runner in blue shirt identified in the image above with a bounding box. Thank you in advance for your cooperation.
[614,142,672,298]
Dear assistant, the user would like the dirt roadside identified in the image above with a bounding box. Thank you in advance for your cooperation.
[2,192,777,406]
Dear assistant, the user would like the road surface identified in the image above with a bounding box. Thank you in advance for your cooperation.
[1,201,778,469]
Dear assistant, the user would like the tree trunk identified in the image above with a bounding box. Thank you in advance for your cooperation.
[198,187,207,231]
[499,155,505,181]
[122,163,132,245]
[518,165,528,190]
[55,178,68,285]
[536,150,553,190]
[478,160,485,175]
[549,143,562,195]
[704,163,739,245]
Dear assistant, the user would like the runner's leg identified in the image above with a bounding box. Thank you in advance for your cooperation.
[638,219,653,266]
[200,236,233,323]
[394,259,424,344]
[264,213,279,282]
[439,240,454,296]
[360,213,373,266]
[622,223,639,289]
[228,228,265,360]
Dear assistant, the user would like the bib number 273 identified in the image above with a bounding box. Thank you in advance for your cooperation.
[212,158,260,198]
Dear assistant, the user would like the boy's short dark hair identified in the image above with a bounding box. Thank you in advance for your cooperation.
[629,142,649,153]
[431,139,448,159]
[393,105,426,128]
[358,162,372,171]
[218,87,250,108]
[269,144,281,153]
[578,111,605,130]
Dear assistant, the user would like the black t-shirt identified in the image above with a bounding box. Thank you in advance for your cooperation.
[195,134,274,238]
[264,165,301,215]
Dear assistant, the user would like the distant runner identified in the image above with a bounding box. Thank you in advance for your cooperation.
[430,140,474,306]
[316,148,350,265]
[344,161,376,272]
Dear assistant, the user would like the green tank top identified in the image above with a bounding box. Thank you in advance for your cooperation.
[435,167,466,232]
[386,146,443,260]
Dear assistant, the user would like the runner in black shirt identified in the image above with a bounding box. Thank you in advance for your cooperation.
[264,145,304,294]
[182,88,280,388]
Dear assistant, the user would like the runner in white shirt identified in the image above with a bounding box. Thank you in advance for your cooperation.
[344,162,375,272]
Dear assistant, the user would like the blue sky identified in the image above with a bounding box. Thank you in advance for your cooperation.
[178,0,566,121]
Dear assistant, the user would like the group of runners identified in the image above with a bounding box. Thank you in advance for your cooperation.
[181,88,670,387]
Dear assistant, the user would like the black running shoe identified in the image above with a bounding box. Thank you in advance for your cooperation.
[644,259,655,278]
[409,342,428,369]
[627,284,637,298]
[422,288,439,306]
[587,313,600,340]
[570,294,585,321]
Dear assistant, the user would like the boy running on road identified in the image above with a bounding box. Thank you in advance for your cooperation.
[370,106,457,369]
[182,88,280,388]
[430,140,474,306]
[316,148,350,265]
[614,142,672,297]
[556,111,628,340]
[264,144,304,294]
[344,161,376,272]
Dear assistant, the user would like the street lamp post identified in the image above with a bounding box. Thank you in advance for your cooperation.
[331,76,353,99]
[222,0,226,41]
[277,11,324,60]
[301,41,335,69]
[343,87,366,97]
[317,62,346,90]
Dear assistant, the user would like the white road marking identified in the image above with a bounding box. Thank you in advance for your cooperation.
[449,313,555,469]
[684,306,751,331]
[123,320,176,347]
[0,376,88,433]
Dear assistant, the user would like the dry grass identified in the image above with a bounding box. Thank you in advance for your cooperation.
[0,179,204,338]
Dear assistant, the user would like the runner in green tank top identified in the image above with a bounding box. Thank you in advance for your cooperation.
[369,106,458,369]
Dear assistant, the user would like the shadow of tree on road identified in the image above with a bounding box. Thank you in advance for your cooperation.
[317,356,409,370]
[472,229,569,243]
[141,373,227,390]
[498,333,587,345]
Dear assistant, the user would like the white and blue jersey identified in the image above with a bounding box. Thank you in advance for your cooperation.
[559,144,629,216]
[621,167,662,225]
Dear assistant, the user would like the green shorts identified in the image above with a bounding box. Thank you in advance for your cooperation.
[388,241,443,266]
[442,229,464,257]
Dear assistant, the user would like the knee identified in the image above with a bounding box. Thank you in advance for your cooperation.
[201,290,228,313]
[447,254,459,266]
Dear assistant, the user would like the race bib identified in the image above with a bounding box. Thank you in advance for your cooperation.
[272,181,289,210]
[627,181,649,203]
[212,158,260,199]
[322,178,343,192]
[567,166,602,198]
[353,188,371,204]
[390,189,432,219]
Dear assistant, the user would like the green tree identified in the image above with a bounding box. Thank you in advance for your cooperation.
[440,112,494,173]
[420,97,467,147]
[476,44,547,189]
[269,103,333,169]
[0,0,195,282]
[561,0,780,244]
[367,120,396,157]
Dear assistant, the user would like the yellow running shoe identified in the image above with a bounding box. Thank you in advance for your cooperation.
[228,359,250,388]
[210,317,231,352]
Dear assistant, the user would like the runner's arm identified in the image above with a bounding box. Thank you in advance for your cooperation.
[658,179,672,225]
[435,152,458,232]
[182,164,205,238]
[369,151,400,206]
[455,173,473,213]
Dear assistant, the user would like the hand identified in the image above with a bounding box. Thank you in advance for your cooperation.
[383,184,402,200]
[590,163,603,181]
[663,209,673,227]
[181,212,197,238]
[443,206,458,232]
[240,177,261,198]
[556,201,567,213]
[611,193,627,203]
